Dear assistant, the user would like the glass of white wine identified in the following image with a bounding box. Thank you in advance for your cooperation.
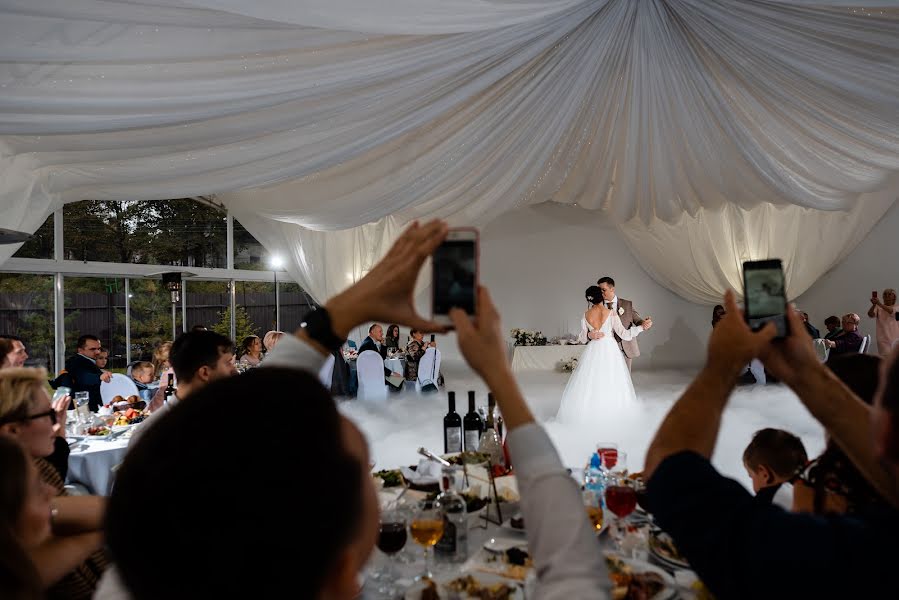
[408,499,444,581]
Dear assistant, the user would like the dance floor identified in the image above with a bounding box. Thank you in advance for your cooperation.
[339,361,827,492]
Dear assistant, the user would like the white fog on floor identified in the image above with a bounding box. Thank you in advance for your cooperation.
[339,361,827,492]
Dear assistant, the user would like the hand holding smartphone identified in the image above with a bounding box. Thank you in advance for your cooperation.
[742,259,789,338]
[432,228,479,327]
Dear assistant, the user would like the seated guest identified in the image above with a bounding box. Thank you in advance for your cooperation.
[711,305,725,328]
[404,329,436,387]
[742,428,807,509]
[384,324,401,352]
[141,331,236,424]
[801,311,820,339]
[151,341,172,380]
[359,324,402,381]
[823,313,863,357]
[237,335,263,367]
[104,220,607,600]
[793,354,891,517]
[868,288,899,357]
[95,347,109,370]
[823,315,842,340]
[0,368,107,599]
[262,330,284,354]
[644,293,899,599]
[55,335,112,412]
[128,362,154,389]
[1,335,29,369]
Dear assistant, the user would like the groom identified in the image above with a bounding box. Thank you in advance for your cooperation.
[589,276,650,371]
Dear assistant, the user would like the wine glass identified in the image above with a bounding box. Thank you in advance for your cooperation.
[595,441,619,471]
[376,508,407,596]
[604,474,638,553]
[409,500,444,581]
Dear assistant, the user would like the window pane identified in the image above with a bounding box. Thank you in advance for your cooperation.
[234,281,275,343]
[64,199,227,268]
[279,281,315,332]
[0,273,55,372]
[12,214,54,260]
[128,278,182,363]
[233,219,268,271]
[64,277,127,371]
[186,281,229,337]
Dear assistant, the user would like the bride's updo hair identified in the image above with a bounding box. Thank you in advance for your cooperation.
[585,285,603,305]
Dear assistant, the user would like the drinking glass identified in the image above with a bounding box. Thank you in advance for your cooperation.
[582,489,604,534]
[604,474,638,553]
[73,392,90,427]
[595,441,619,471]
[376,509,408,596]
[409,500,444,581]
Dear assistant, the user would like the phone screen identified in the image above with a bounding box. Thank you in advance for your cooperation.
[743,260,788,337]
[433,238,476,315]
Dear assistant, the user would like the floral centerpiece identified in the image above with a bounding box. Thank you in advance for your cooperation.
[558,357,579,373]
[510,328,547,346]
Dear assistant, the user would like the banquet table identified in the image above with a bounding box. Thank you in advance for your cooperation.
[66,433,132,496]
[510,344,586,372]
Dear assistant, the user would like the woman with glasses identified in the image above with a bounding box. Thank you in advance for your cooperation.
[0,367,107,599]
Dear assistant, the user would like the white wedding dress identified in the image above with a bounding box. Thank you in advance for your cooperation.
[555,311,643,426]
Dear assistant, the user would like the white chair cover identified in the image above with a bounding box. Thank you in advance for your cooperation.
[100,374,140,406]
[356,350,387,402]
[417,347,441,388]
[813,339,830,363]
[860,335,872,354]
[318,354,336,390]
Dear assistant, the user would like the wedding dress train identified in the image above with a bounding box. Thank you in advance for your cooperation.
[555,311,643,427]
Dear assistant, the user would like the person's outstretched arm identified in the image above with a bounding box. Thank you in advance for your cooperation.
[452,289,608,600]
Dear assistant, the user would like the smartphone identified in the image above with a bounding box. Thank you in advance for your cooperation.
[430,334,436,342]
[742,259,789,338]
[432,228,479,326]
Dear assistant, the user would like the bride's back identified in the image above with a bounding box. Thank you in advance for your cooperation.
[585,304,611,331]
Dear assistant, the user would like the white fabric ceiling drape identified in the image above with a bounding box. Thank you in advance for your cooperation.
[0,1,897,303]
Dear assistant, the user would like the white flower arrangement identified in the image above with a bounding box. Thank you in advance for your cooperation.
[558,357,579,373]
[510,328,548,347]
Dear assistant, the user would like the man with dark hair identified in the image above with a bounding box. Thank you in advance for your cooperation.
[823,315,842,340]
[594,276,650,371]
[145,330,236,416]
[358,323,402,381]
[58,334,112,411]
[644,293,899,599]
[0,334,28,368]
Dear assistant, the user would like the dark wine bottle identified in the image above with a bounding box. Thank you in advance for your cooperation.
[463,391,483,452]
[164,373,176,404]
[486,393,496,431]
[443,392,462,453]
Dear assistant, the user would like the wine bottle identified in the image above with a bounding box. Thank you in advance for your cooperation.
[443,392,462,453]
[163,373,176,404]
[433,468,468,563]
[463,391,483,452]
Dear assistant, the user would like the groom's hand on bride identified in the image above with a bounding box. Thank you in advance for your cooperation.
[706,289,776,377]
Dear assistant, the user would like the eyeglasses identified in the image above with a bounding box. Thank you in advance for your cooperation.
[24,409,57,426]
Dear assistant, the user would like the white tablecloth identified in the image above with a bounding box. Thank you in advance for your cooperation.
[67,436,130,495]
[385,357,405,374]
[510,344,587,371]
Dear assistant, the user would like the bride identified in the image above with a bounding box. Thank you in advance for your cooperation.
[556,285,651,425]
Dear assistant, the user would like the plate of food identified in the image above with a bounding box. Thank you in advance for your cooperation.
[648,530,690,570]
[483,537,528,554]
[443,451,491,466]
[464,545,533,582]
[499,512,526,533]
[85,425,113,440]
[404,572,523,600]
[605,553,678,600]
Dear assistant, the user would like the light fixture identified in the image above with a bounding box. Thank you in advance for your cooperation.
[269,255,284,270]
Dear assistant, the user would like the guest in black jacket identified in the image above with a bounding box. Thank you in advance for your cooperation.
[358,324,402,381]
[56,335,111,411]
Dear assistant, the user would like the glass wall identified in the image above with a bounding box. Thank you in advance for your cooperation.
[13,214,54,260]
[63,277,127,370]
[280,281,315,332]
[233,219,267,271]
[0,273,56,372]
[234,281,275,340]
[63,199,228,268]
[129,278,182,362]
[186,280,229,333]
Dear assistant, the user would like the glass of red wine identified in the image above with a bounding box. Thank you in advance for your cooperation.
[376,508,408,596]
[595,441,619,471]
[605,474,638,554]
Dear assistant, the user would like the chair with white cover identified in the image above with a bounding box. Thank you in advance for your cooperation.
[356,350,387,402]
[417,347,441,391]
[100,373,140,406]
[318,354,336,389]
[860,335,872,354]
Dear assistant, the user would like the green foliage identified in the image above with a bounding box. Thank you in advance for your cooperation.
[211,305,259,343]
